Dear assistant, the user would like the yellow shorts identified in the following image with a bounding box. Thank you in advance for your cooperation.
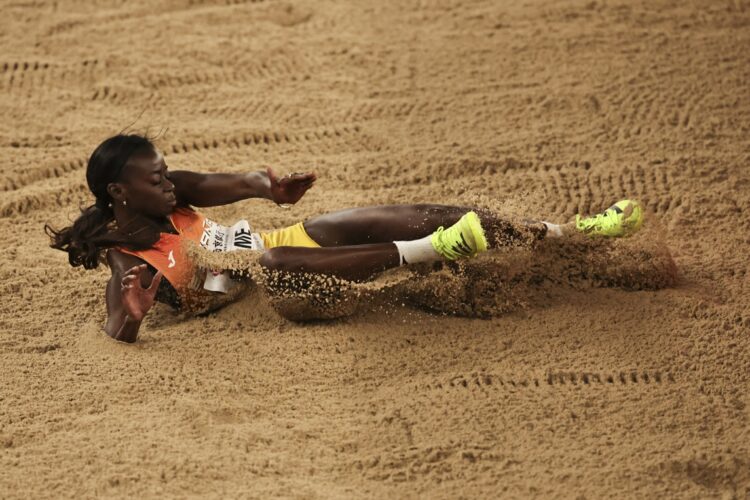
[259,222,321,249]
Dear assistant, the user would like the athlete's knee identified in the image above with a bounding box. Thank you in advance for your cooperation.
[259,247,294,272]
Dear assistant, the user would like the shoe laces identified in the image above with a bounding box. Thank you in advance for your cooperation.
[579,207,619,230]
[433,225,473,259]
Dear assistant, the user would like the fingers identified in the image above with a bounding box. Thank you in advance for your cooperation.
[121,275,142,292]
[124,264,147,277]
[279,176,316,190]
[284,181,315,193]
[269,170,315,205]
[147,271,164,292]
[121,264,148,290]
[290,172,316,182]
[277,172,316,184]
[293,172,316,182]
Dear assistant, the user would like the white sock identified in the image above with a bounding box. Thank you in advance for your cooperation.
[542,221,564,238]
[393,235,441,265]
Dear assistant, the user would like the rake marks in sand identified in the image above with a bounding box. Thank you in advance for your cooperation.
[0,59,102,92]
[0,157,87,193]
[162,125,380,157]
[603,81,712,142]
[0,125,378,217]
[424,370,676,392]
[137,57,309,92]
[0,181,89,218]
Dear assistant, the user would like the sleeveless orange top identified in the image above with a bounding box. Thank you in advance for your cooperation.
[117,207,316,311]
[117,208,209,305]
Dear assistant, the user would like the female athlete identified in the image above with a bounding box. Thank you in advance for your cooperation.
[45,134,643,342]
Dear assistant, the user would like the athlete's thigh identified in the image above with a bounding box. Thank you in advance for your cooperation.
[303,204,464,246]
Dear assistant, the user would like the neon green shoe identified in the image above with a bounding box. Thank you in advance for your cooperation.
[431,211,488,260]
[575,200,644,237]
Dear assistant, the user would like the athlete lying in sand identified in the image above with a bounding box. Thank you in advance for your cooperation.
[46,134,644,343]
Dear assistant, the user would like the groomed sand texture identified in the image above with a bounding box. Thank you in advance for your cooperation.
[1,0,749,497]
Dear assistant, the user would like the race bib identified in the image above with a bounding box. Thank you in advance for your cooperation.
[199,218,265,293]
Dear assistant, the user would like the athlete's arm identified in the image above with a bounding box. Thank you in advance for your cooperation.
[104,251,162,343]
[169,168,315,207]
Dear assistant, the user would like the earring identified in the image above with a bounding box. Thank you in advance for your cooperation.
[123,200,127,206]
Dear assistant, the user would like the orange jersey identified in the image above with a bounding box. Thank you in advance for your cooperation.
[117,208,207,299]
[117,207,321,310]
[117,207,264,306]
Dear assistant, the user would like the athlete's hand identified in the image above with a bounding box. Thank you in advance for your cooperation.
[120,264,163,322]
[267,167,316,205]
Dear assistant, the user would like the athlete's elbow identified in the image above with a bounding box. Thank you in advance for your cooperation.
[102,327,129,343]
[103,323,139,344]
[114,332,138,343]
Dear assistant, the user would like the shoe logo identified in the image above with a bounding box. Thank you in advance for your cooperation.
[168,250,176,268]
[452,233,473,256]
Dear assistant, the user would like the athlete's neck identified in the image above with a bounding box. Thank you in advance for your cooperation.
[113,205,175,236]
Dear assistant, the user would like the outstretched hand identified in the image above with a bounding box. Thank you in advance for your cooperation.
[267,167,316,205]
[120,264,163,322]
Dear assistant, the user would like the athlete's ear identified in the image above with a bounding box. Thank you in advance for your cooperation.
[106,182,127,203]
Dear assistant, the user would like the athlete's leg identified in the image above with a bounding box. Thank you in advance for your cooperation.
[261,207,510,281]
[303,204,548,247]
[260,200,644,283]
[260,243,399,282]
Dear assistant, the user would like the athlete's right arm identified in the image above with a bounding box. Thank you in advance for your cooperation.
[104,251,163,343]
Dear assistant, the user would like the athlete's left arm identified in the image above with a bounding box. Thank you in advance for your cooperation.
[170,168,316,207]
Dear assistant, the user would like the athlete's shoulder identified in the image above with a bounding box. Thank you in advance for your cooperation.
[170,205,205,232]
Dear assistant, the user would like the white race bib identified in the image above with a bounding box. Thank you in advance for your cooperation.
[199,218,265,293]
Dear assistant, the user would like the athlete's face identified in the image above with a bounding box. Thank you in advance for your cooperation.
[116,148,177,217]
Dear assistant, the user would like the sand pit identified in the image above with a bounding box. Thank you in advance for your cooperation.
[2,0,750,497]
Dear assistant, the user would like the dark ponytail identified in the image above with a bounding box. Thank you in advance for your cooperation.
[44,134,159,270]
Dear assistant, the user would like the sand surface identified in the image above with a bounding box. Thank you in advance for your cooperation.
[1,0,750,497]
